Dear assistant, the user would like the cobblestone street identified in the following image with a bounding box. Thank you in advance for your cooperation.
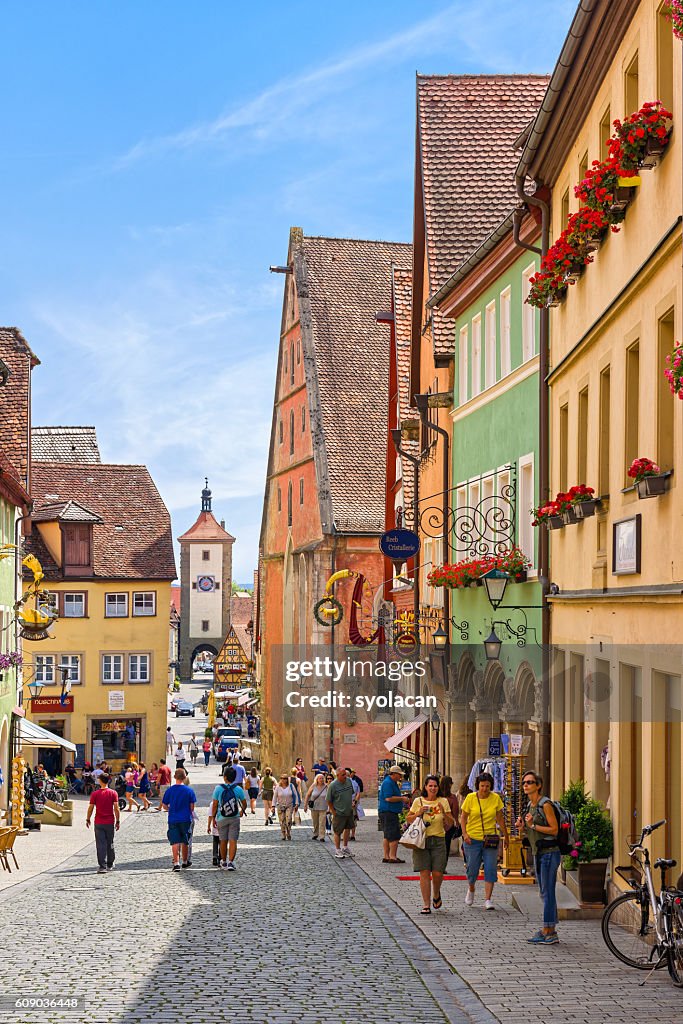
[0,777,488,1024]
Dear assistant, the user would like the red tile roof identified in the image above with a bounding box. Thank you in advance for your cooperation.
[392,267,419,513]
[27,462,176,580]
[230,594,253,626]
[170,585,181,614]
[177,510,235,543]
[416,75,549,358]
[297,235,412,534]
[32,426,101,463]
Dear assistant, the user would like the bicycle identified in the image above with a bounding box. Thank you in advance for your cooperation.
[601,818,683,987]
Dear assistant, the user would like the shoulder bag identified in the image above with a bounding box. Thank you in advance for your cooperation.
[398,798,427,850]
[477,794,500,849]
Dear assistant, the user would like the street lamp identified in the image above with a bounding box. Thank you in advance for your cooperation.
[27,680,44,701]
[481,568,509,610]
[430,709,441,732]
[431,622,448,650]
[483,627,503,662]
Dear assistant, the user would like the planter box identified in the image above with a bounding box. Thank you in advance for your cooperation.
[562,507,578,526]
[573,498,600,520]
[564,261,585,284]
[547,515,564,530]
[546,289,567,308]
[512,570,528,584]
[609,185,635,213]
[576,859,609,904]
[639,135,668,170]
[636,474,670,498]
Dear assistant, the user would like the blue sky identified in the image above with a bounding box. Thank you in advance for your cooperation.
[1,1,575,582]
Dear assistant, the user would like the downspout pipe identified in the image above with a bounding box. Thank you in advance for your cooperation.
[516,173,551,778]
[391,429,420,633]
[414,396,450,662]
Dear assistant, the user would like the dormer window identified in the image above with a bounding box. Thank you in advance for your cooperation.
[62,524,93,576]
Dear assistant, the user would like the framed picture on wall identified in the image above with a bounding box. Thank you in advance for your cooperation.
[612,514,641,575]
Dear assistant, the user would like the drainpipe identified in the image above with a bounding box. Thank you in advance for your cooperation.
[390,429,420,633]
[10,505,32,757]
[329,536,337,768]
[515,179,551,776]
[414,395,450,660]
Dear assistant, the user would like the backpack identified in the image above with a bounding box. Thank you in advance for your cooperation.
[219,783,240,818]
[534,797,578,855]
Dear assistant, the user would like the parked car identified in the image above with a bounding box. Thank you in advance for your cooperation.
[175,699,196,718]
[169,698,179,712]
[214,735,240,762]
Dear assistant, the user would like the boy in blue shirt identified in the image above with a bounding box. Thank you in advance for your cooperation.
[209,765,247,870]
[162,769,197,871]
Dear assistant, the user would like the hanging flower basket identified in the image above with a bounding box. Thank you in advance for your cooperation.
[573,498,600,519]
[636,474,670,498]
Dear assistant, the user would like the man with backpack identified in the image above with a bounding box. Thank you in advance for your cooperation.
[517,771,566,945]
[209,765,247,871]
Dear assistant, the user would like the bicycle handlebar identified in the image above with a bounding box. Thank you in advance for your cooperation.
[644,819,666,835]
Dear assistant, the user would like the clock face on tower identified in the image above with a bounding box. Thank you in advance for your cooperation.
[196,575,215,593]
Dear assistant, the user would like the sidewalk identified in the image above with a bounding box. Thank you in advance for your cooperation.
[339,806,682,1024]
[0,793,136,895]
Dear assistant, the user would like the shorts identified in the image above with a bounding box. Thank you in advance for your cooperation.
[412,835,448,874]
[217,816,241,842]
[167,822,191,846]
[378,811,401,842]
[248,787,259,799]
[332,812,355,835]
[159,785,170,801]
[125,785,134,794]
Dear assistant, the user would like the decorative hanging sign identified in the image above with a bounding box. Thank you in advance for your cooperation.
[379,529,420,561]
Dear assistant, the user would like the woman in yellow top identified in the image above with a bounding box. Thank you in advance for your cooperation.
[460,772,509,910]
[406,775,454,914]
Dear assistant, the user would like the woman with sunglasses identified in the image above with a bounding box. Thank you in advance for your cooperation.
[405,775,454,914]
[517,771,560,944]
[460,772,508,909]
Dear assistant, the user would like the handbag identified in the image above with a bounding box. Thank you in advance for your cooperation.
[477,795,500,849]
[398,799,427,850]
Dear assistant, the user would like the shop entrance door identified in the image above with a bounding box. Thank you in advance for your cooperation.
[37,720,65,777]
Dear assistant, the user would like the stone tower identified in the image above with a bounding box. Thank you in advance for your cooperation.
[177,479,235,679]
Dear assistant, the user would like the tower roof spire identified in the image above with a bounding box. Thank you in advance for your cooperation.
[201,477,212,512]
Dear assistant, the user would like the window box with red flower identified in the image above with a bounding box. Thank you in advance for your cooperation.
[665,1,683,41]
[427,547,531,590]
[570,484,600,519]
[664,340,683,399]
[531,501,564,530]
[627,457,671,498]
[609,102,673,173]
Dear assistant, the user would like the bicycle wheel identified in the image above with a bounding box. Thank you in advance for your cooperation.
[602,892,661,970]
[667,902,683,987]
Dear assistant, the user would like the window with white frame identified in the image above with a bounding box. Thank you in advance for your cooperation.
[128,654,150,683]
[455,485,468,560]
[518,455,535,568]
[432,537,444,608]
[133,592,156,617]
[63,592,86,617]
[485,301,497,388]
[60,654,81,684]
[459,326,469,405]
[102,654,123,683]
[471,314,482,397]
[469,479,481,519]
[496,467,512,547]
[35,654,55,684]
[482,474,495,548]
[105,593,128,617]
[500,287,511,377]
[522,265,536,361]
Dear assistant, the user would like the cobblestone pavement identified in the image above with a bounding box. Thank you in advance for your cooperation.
[0,781,493,1024]
[346,809,683,1024]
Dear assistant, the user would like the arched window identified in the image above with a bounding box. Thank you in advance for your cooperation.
[277,485,281,512]
[283,349,288,378]
[297,340,301,364]
[287,481,293,526]
[279,419,283,444]
[301,406,306,432]
[299,478,304,504]
[290,343,294,385]
[289,410,295,455]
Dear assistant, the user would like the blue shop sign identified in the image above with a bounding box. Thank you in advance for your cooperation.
[380,529,420,560]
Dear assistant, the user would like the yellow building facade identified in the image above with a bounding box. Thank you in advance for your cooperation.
[522,2,682,872]
[23,460,176,773]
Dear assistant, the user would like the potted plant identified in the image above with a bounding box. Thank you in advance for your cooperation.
[575,158,629,227]
[531,500,564,530]
[627,456,670,498]
[665,1,683,41]
[555,491,579,526]
[565,798,614,904]
[664,339,683,399]
[570,484,599,519]
[609,101,673,172]
[497,546,531,583]
[0,651,22,682]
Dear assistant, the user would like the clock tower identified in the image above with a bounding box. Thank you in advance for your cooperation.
[177,479,235,679]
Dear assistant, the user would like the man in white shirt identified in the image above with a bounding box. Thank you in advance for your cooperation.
[166,727,176,755]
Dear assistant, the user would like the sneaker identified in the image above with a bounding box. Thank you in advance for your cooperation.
[349,836,356,841]
[172,864,181,872]
[335,849,345,859]
[528,929,559,944]
[227,862,236,871]
[182,861,192,868]
[311,835,319,841]
[341,846,354,857]
[464,891,474,906]
[97,867,107,874]
[107,865,114,872]
[319,838,326,843]
[219,861,228,870]
[484,899,495,910]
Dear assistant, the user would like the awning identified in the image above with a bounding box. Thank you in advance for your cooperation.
[383,713,428,752]
[245,698,258,707]
[18,718,77,752]
[237,693,253,707]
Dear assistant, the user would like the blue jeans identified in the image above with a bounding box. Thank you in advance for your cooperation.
[535,849,561,927]
[465,839,499,885]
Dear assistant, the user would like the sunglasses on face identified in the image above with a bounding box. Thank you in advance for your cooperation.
[522,779,537,786]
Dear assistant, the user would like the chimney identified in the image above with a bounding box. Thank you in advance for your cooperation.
[220,519,226,529]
